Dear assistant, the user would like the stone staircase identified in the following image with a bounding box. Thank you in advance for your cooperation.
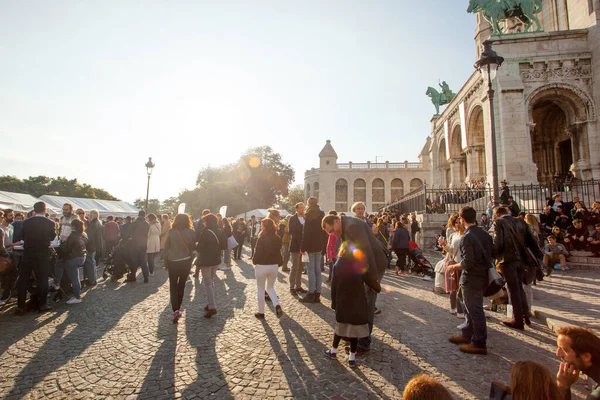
[565,251,600,271]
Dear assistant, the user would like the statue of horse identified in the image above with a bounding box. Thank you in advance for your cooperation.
[426,86,455,116]
[467,0,542,35]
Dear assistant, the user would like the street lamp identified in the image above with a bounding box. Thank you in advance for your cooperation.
[145,157,155,211]
[474,40,504,206]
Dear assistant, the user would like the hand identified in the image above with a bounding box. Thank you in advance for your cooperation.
[579,237,585,242]
[556,361,579,389]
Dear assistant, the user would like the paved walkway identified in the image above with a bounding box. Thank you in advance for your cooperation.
[0,247,596,399]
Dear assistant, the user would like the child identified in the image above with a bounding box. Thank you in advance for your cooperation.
[324,242,381,368]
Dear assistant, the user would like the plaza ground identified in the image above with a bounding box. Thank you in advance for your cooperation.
[0,248,597,399]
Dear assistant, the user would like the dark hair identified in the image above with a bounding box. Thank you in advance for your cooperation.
[161,214,168,221]
[547,234,556,240]
[595,223,600,228]
[221,217,232,230]
[33,201,46,214]
[328,210,337,215]
[71,219,85,234]
[321,215,339,230]
[201,213,218,229]
[459,206,477,224]
[147,213,157,222]
[259,218,277,238]
[518,212,526,218]
[15,212,24,218]
[557,326,600,364]
[126,216,132,222]
[172,213,192,230]
[107,216,114,221]
[495,206,508,217]
[138,210,146,218]
[3,208,13,215]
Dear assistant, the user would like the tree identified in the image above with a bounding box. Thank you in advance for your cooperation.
[279,185,305,213]
[133,198,161,215]
[0,175,119,200]
[160,197,180,215]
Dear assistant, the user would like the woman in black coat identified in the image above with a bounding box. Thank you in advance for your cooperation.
[391,220,411,276]
[324,242,381,368]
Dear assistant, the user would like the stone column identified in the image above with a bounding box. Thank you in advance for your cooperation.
[448,158,465,188]
[465,145,485,181]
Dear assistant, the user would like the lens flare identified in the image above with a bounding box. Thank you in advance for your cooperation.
[248,156,261,168]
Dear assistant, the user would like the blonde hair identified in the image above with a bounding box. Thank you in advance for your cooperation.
[524,214,539,235]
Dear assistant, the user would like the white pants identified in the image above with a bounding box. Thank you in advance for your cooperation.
[255,264,280,313]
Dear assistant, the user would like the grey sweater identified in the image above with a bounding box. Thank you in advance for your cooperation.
[164,228,196,261]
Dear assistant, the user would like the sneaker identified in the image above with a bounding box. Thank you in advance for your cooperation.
[349,359,357,368]
[323,349,337,359]
[66,297,82,305]
[149,272,154,277]
[276,305,283,318]
[219,266,232,271]
[296,287,308,294]
[396,271,405,276]
[50,282,60,291]
[173,310,182,323]
[449,308,457,315]
[456,313,464,319]
[254,312,265,319]
[204,309,217,318]
[422,275,432,281]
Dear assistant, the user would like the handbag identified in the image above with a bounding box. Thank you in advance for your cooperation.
[505,220,544,284]
[227,236,238,249]
[471,233,505,299]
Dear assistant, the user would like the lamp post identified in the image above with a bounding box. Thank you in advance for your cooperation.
[474,40,504,206]
[145,157,155,211]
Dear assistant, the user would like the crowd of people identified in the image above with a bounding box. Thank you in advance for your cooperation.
[1,195,599,399]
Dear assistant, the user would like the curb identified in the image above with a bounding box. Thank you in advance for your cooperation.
[532,307,571,334]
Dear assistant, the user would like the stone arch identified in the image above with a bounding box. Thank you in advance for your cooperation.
[466,105,486,179]
[306,183,311,199]
[391,178,404,201]
[335,179,348,212]
[313,182,319,200]
[371,178,385,211]
[449,123,463,158]
[353,179,366,203]
[526,84,595,183]
[438,138,450,187]
[410,178,423,191]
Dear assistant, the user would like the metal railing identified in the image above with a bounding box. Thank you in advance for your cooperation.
[381,180,600,215]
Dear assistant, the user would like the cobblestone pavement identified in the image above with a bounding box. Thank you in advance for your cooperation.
[0,248,594,399]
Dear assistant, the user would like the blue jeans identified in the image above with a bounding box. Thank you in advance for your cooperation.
[83,251,97,284]
[358,288,378,350]
[461,284,487,348]
[130,245,149,279]
[306,252,322,294]
[55,257,84,299]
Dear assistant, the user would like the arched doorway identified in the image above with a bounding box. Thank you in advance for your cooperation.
[450,125,467,186]
[410,178,423,191]
[335,179,348,212]
[353,179,366,203]
[467,106,486,180]
[391,178,404,201]
[528,86,593,184]
[372,178,385,211]
[438,138,450,187]
[313,182,319,200]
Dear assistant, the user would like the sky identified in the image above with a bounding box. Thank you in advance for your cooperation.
[0,0,477,203]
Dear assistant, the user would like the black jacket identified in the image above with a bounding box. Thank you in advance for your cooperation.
[196,227,226,267]
[252,234,283,266]
[500,186,510,205]
[64,232,88,260]
[22,216,56,253]
[85,218,103,253]
[288,215,304,253]
[392,227,410,250]
[331,255,381,325]
[460,225,497,289]
[340,216,388,281]
[130,218,150,248]
[300,210,327,253]
[493,215,541,266]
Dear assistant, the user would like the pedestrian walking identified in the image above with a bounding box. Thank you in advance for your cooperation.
[391,220,410,276]
[279,215,291,272]
[195,213,227,318]
[146,213,161,276]
[438,213,465,319]
[219,217,233,271]
[299,197,327,303]
[288,202,307,295]
[83,209,103,287]
[163,214,196,323]
[252,218,283,319]
[232,217,246,260]
[323,242,381,368]
[127,210,150,283]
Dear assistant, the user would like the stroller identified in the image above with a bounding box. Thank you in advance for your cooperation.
[103,239,129,282]
[407,241,435,280]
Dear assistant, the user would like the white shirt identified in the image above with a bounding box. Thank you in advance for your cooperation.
[298,216,305,225]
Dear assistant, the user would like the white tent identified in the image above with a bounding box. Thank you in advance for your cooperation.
[39,195,139,218]
[0,190,61,214]
[235,209,291,220]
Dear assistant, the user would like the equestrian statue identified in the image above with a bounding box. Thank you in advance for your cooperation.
[426,81,456,116]
[467,0,542,36]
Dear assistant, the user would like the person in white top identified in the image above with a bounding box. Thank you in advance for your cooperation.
[146,214,162,276]
[438,213,466,320]
[59,203,78,242]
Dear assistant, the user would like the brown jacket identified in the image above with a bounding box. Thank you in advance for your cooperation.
[160,220,171,249]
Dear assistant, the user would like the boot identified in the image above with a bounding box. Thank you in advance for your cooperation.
[300,292,315,303]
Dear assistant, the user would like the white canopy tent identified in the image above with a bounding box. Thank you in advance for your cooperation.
[0,191,57,213]
[39,195,139,218]
[235,209,291,220]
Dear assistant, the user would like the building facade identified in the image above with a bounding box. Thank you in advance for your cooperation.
[424,0,600,189]
[304,140,430,212]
